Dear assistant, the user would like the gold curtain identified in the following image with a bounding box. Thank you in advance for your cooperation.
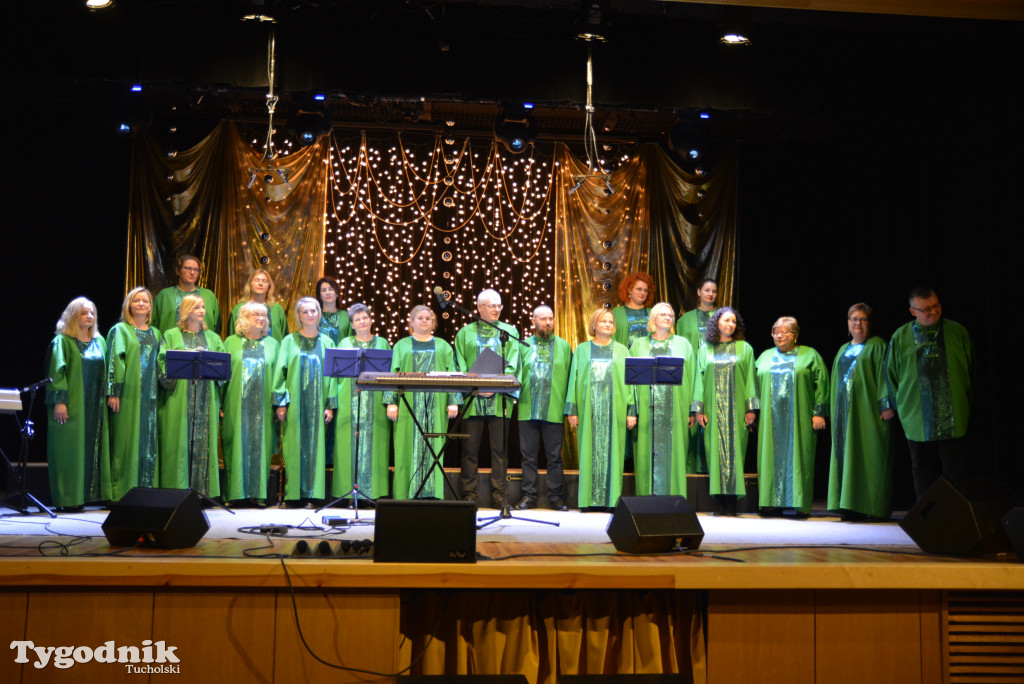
[126,120,330,332]
[398,589,706,684]
[554,142,739,348]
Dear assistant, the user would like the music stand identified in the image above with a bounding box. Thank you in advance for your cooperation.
[318,347,392,519]
[626,356,685,496]
[1,381,56,517]
[164,349,235,514]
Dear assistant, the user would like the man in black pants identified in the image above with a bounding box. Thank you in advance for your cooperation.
[516,305,571,511]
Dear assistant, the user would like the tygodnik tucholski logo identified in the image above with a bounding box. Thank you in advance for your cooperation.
[10,640,180,672]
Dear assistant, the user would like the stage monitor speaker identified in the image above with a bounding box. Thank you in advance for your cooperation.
[606,495,704,553]
[899,477,1013,556]
[373,499,477,563]
[102,487,210,549]
[1001,508,1024,562]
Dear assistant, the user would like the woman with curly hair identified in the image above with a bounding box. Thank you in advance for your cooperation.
[693,306,758,516]
[611,271,656,349]
[228,269,288,342]
[46,297,111,511]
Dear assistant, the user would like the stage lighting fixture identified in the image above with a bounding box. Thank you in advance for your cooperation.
[130,84,143,93]
[117,123,132,135]
[290,108,331,148]
[495,103,536,155]
[576,0,610,42]
[86,0,113,9]
[720,9,752,46]
[721,33,750,45]
[313,94,325,101]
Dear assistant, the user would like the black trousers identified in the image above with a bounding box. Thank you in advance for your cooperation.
[907,436,970,500]
[518,419,566,501]
[461,416,509,500]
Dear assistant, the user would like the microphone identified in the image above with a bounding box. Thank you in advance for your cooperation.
[21,378,52,394]
[433,286,448,309]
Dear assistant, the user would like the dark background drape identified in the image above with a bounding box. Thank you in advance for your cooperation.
[2,3,1021,509]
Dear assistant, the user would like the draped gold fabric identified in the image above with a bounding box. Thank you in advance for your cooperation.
[126,120,330,332]
[554,142,739,349]
[398,589,706,684]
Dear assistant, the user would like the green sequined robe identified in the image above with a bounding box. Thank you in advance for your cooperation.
[883,318,973,442]
[385,336,460,500]
[692,340,758,498]
[630,335,696,496]
[222,334,280,501]
[565,340,635,508]
[318,310,351,346]
[273,332,338,501]
[453,321,520,418]
[45,334,111,507]
[612,305,650,350]
[828,336,892,518]
[677,308,717,474]
[754,345,829,514]
[332,335,392,499]
[158,328,225,497]
[105,322,161,501]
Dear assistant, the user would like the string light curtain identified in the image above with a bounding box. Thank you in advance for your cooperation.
[323,132,557,343]
[555,142,739,348]
[126,120,330,331]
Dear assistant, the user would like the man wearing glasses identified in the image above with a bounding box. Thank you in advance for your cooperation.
[454,289,520,508]
[882,286,974,500]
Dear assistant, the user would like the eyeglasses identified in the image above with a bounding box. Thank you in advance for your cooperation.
[772,330,794,337]
[848,317,869,324]
[910,304,941,314]
[481,303,503,310]
[180,266,200,273]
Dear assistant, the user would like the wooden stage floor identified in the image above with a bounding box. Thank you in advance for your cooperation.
[1,519,1022,684]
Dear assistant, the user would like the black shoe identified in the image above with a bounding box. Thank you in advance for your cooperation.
[758,507,783,518]
[516,497,536,510]
[548,498,568,512]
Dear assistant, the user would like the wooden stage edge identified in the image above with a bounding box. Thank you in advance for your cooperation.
[1,537,1021,591]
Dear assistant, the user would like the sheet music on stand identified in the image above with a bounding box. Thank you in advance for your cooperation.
[325,348,392,378]
[625,356,686,497]
[165,350,231,381]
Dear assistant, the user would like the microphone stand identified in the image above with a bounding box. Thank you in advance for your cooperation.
[1,380,56,517]
[437,288,558,530]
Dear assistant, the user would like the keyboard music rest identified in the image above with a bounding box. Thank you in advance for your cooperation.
[356,372,520,394]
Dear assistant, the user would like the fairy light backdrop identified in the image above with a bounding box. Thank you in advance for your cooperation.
[323,131,558,344]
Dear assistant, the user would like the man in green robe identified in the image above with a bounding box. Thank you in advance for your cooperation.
[151,256,221,335]
[677,278,718,474]
[515,305,571,511]
[454,289,520,508]
[883,287,974,499]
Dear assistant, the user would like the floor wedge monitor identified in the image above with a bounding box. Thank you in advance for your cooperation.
[102,487,210,549]
[607,495,704,553]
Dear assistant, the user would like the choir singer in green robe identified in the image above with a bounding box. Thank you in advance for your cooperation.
[222,303,279,506]
[152,254,221,335]
[693,307,757,516]
[106,287,160,501]
[754,316,829,517]
[631,302,696,497]
[566,308,637,510]
[676,278,718,475]
[46,297,111,511]
[227,269,288,343]
[158,294,225,497]
[273,297,337,506]
[332,303,392,502]
[386,305,460,500]
[828,303,892,521]
[612,271,655,351]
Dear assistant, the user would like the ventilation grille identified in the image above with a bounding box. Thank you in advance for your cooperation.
[945,590,1024,683]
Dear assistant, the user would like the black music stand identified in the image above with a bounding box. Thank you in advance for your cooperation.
[437,290,558,530]
[1,380,56,517]
[164,349,235,514]
[626,355,685,496]
[318,347,392,519]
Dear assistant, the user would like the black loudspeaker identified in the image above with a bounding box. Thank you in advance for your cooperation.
[1001,508,1024,562]
[102,488,210,549]
[373,499,477,563]
[899,477,1013,556]
[606,496,704,553]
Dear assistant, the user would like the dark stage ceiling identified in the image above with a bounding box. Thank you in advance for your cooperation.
[9,1,1022,149]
